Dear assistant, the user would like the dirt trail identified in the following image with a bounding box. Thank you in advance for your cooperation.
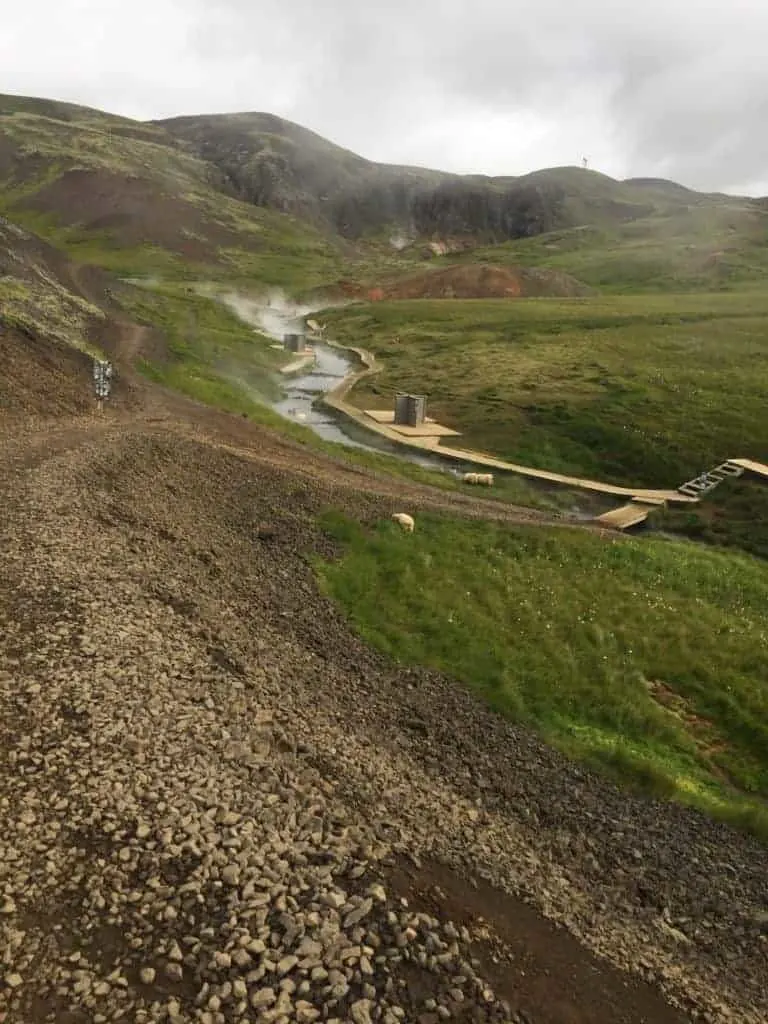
[1,311,766,1024]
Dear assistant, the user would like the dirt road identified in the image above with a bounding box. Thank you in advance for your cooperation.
[1,322,766,1024]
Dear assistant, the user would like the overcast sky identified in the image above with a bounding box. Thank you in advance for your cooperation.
[2,0,767,194]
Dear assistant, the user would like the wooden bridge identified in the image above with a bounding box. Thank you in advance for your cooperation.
[318,336,767,531]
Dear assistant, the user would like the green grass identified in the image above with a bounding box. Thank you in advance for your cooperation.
[323,293,768,554]
[655,477,768,561]
[122,282,290,405]
[125,281,580,512]
[323,294,768,534]
[446,201,768,293]
[315,512,768,841]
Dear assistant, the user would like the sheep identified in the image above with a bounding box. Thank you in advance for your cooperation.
[391,512,415,533]
[461,472,494,486]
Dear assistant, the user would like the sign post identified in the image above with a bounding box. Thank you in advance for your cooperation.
[93,359,113,413]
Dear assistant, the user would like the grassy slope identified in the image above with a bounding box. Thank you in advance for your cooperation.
[317,513,768,841]
[324,294,768,483]
[0,100,349,292]
[0,218,106,355]
[447,200,768,293]
[122,283,289,411]
[324,293,768,555]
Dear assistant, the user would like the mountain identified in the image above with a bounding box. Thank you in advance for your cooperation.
[155,112,768,246]
[155,111,565,241]
[1,93,767,296]
[0,94,347,291]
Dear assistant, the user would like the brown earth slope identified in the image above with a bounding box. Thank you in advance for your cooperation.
[21,168,241,262]
[375,264,592,299]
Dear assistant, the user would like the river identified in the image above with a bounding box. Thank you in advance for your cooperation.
[216,290,464,473]
[211,291,608,519]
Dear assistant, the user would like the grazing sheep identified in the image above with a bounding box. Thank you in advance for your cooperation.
[461,472,494,486]
[391,512,415,533]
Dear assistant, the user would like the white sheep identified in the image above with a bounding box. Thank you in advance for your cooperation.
[461,472,494,486]
[391,512,415,533]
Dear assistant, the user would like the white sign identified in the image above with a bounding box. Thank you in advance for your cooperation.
[93,360,113,400]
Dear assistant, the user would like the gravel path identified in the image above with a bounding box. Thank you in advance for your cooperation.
[1,413,766,1024]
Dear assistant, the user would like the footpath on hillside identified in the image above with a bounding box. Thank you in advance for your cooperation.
[2,312,767,1024]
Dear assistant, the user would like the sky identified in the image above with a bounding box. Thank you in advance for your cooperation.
[2,0,767,195]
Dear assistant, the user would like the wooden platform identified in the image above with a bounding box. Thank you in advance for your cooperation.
[434,444,696,504]
[365,409,402,423]
[727,458,768,480]
[596,502,661,530]
[280,352,316,375]
[363,409,461,438]
[322,342,700,505]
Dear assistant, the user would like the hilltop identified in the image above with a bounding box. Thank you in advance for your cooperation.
[0,92,766,296]
[155,110,765,248]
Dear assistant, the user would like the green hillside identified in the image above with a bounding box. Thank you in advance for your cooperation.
[0,95,347,290]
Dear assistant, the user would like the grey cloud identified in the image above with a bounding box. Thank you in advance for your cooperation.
[2,0,767,193]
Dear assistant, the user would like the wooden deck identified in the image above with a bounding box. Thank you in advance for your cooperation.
[319,338,711,507]
[280,351,316,375]
[595,502,661,530]
[434,444,696,504]
[727,458,768,480]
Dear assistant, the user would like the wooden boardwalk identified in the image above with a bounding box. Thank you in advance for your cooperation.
[595,501,662,530]
[319,338,764,512]
[727,458,768,480]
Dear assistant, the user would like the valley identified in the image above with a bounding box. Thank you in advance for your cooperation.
[1,92,768,1024]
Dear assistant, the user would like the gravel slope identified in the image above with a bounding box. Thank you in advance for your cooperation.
[1,411,766,1024]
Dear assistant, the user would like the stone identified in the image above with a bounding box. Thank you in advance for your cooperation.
[278,955,298,975]
[221,864,241,886]
[344,898,373,928]
[295,1001,321,1022]
[351,999,374,1024]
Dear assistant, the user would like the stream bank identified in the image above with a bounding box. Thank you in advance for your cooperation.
[211,288,610,517]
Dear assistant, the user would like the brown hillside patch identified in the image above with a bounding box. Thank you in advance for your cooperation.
[0,324,93,421]
[644,678,738,781]
[21,169,238,261]
[369,263,592,300]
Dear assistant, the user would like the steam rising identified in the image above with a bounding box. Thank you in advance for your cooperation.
[217,289,315,339]
[389,233,412,251]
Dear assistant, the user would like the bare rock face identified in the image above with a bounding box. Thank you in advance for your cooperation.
[157,113,571,242]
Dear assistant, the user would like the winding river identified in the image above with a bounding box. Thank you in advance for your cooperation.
[218,291,465,473]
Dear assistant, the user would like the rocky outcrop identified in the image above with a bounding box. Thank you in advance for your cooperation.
[159,113,569,242]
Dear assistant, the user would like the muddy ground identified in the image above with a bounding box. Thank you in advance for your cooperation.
[1,324,766,1024]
